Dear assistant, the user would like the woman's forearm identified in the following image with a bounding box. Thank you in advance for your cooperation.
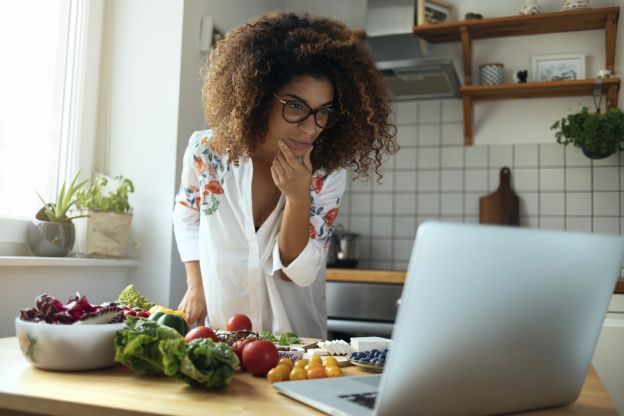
[278,197,311,267]
[185,261,203,289]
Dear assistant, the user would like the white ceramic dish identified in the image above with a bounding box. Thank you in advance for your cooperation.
[277,346,304,361]
[15,318,125,371]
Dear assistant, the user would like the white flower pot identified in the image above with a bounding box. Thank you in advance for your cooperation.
[73,210,132,257]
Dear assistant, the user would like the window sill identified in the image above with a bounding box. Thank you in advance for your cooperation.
[0,256,139,268]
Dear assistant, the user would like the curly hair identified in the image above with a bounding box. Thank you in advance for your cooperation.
[202,11,397,180]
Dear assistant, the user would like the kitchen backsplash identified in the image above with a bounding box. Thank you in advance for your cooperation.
[338,99,623,271]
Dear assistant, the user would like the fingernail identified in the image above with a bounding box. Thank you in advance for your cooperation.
[278,141,285,148]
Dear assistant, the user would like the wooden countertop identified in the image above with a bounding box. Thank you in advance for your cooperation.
[326,268,406,284]
[326,269,624,294]
[0,337,617,416]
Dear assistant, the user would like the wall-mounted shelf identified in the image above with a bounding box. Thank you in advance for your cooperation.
[412,7,620,145]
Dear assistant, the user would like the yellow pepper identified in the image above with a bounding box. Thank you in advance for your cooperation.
[148,305,187,322]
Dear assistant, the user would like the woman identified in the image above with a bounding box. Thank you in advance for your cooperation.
[173,11,396,338]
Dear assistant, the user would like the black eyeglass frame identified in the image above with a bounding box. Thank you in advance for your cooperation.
[272,94,338,129]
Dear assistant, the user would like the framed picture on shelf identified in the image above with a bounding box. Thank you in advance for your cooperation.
[531,54,586,82]
[415,0,454,26]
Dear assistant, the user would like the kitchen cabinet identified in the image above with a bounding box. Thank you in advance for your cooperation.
[412,7,621,145]
[592,294,624,414]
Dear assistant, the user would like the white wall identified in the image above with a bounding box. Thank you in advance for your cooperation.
[98,0,184,306]
[445,0,623,145]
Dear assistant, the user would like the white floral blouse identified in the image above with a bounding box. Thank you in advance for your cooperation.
[172,130,346,338]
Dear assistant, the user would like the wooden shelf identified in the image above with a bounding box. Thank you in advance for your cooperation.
[411,7,620,145]
[461,78,621,100]
[412,7,619,43]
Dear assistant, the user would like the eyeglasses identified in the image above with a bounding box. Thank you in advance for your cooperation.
[273,94,338,129]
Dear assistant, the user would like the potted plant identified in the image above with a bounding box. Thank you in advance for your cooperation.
[551,106,624,160]
[27,170,87,257]
[73,175,135,258]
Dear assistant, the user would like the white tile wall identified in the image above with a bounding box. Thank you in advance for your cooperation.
[338,99,624,270]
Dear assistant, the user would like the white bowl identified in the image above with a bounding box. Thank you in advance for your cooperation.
[15,318,125,371]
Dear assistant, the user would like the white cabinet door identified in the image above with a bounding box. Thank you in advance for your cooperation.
[592,295,624,414]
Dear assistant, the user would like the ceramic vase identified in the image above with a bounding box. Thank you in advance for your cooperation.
[27,208,75,257]
[519,0,542,15]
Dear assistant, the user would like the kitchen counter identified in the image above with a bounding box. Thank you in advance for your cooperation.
[326,268,624,294]
[326,268,406,284]
[0,337,617,415]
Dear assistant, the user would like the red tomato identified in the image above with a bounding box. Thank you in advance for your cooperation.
[184,326,218,343]
[242,340,279,376]
[232,337,255,368]
[226,314,252,332]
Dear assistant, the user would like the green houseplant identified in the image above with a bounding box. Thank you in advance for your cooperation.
[27,170,88,257]
[551,106,624,160]
[73,175,135,258]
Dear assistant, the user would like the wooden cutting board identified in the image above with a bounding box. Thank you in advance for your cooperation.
[479,167,520,226]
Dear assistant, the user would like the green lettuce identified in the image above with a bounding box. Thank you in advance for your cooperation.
[114,315,182,375]
[175,338,239,389]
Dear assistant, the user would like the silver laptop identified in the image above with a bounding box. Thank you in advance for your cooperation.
[274,221,624,416]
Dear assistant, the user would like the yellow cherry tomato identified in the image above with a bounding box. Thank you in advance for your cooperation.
[323,356,338,367]
[294,359,308,369]
[307,366,327,379]
[275,364,291,377]
[278,358,294,369]
[308,354,322,367]
[289,367,307,381]
[267,367,287,383]
[325,365,342,378]
[304,362,323,372]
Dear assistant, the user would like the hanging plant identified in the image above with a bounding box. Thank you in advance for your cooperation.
[551,106,624,160]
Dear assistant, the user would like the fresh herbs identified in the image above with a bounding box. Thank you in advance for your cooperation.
[277,332,302,346]
[227,330,301,346]
[76,175,135,213]
[551,106,624,159]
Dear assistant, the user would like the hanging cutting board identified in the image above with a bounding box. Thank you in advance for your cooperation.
[479,167,520,226]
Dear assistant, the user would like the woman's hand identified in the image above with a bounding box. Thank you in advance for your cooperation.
[178,285,207,327]
[271,140,313,203]
[178,261,207,327]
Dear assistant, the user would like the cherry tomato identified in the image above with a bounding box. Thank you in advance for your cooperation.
[308,354,322,367]
[304,362,322,372]
[184,326,218,343]
[294,359,308,369]
[275,364,291,375]
[289,367,307,381]
[323,356,338,367]
[306,366,327,379]
[278,358,294,369]
[226,314,252,332]
[267,367,288,383]
[242,340,279,376]
[325,365,342,378]
[232,338,255,367]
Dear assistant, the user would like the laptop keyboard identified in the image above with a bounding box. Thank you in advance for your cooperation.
[338,392,378,409]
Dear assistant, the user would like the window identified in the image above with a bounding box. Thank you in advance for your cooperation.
[0,0,102,219]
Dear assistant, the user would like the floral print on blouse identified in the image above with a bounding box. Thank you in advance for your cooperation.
[176,131,343,248]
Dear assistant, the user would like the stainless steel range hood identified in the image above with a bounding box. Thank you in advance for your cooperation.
[364,0,462,100]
